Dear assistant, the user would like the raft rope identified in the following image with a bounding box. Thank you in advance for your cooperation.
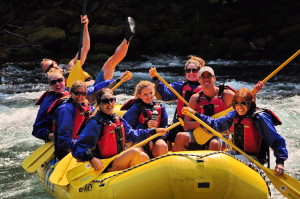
[92,151,270,194]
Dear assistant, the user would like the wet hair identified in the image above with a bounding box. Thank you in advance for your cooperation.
[96,88,114,104]
[47,69,64,81]
[184,55,205,70]
[134,81,155,99]
[70,80,87,93]
[232,88,256,110]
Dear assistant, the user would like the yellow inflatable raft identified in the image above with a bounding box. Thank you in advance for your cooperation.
[37,150,269,199]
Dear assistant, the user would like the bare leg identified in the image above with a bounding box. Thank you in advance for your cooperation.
[109,148,149,171]
[208,139,221,151]
[172,132,190,152]
[151,139,168,157]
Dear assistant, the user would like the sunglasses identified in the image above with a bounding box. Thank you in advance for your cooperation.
[100,97,116,104]
[73,91,87,96]
[185,68,199,73]
[49,78,64,85]
[45,62,55,73]
[233,101,248,107]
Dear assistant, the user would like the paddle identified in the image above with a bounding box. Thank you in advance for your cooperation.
[66,119,184,189]
[22,141,55,173]
[111,72,132,92]
[150,68,189,106]
[194,49,300,145]
[213,49,300,119]
[182,109,300,198]
[66,0,88,87]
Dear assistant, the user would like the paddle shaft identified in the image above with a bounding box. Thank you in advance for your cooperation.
[184,110,300,198]
[77,0,87,60]
[111,73,132,92]
[153,69,189,106]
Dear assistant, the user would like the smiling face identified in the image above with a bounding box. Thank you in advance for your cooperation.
[137,86,155,104]
[71,86,86,104]
[199,71,216,88]
[99,92,115,115]
[41,59,63,73]
[49,74,65,93]
[233,97,250,116]
[185,63,199,82]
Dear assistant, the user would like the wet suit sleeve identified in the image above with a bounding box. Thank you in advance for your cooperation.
[56,103,76,151]
[254,112,288,164]
[198,110,237,132]
[154,80,184,101]
[122,118,152,143]
[123,103,142,129]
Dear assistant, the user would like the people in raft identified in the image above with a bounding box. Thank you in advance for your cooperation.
[53,80,94,160]
[172,66,264,152]
[32,69,69,142]
[71,88,168,171]
[182,87,288,176]
[123,81,169,158]
[149,55,205,148]
[40,16,136,88]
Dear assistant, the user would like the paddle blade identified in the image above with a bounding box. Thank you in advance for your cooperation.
[264,169,300,198]
[49,153,78,186]
[22,142,54,173]
[67,157,114,189]
[66,60,85,87]
[212,107,234,119]
[193,127,213,145]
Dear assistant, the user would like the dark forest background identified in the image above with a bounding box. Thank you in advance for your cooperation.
[0,0,299,65]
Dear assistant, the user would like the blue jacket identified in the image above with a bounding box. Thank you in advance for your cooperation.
[71,111,154,161]
[198,110,288,163]
[54,100,94,151]
[153,79,199,101]
[123,100,168,142]
[32,91,65,141]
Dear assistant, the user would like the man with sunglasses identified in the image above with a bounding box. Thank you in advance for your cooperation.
[41,16,136,88]
[173,66,264,152]
[182,87,288,176]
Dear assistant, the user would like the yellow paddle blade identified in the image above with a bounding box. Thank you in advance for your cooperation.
[263,168,300,198]
[67,158,114,189]
[49,153,78,186]
[193,127,213,145]
[66,60,85,87]
[114,104,126,117]
[212,107,234,119]
[22,142,54,173]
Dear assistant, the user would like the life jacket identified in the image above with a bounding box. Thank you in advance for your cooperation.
[230,108,282,154]
[51,98,91,140]
[35,91,69,105]
[195,84,235,116]
[176,81,202,117]
[137,101,163,128]
[93,114,126,158]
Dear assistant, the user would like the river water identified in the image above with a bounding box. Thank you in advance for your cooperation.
[0,55,299,199]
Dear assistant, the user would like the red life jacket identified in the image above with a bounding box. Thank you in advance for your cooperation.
[230,108,282,154]
[137,102,163,128]
[195,85,235,116]
[96,114,126,158]
[176,81,202,117]
[35,91,69,105]
[72,103,91,139]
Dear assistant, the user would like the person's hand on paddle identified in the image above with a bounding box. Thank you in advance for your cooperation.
[275,163,284,176]
[149,68,157,78]
[119,70,132,82]
[91,157,104,171]
[155,128,168,135]
[81,15,89,26]
[182,107,196,115]
[252,81,265,97]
